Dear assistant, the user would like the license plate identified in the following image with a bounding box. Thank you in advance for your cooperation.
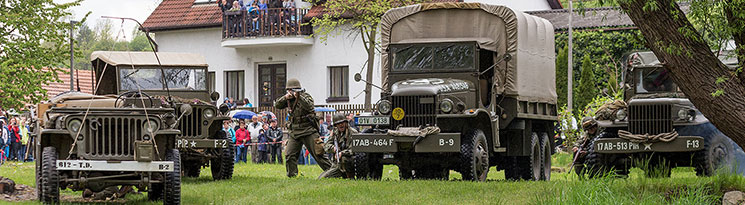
[56,160,174,172]
[356,116,389,125]
[594,136,704,153]
[176,139,230,148]
[350,134,397,153]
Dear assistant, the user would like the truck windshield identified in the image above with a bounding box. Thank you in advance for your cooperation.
[635,67,677,93]
[391,43,475,72]
[120,67,207,91]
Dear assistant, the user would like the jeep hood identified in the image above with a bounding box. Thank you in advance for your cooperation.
[391,78,473,96]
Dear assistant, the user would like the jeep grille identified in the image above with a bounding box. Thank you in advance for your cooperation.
[628,104,673,135]
[82,117,143,160]
[178,107,204,138]
[391,95,437,127]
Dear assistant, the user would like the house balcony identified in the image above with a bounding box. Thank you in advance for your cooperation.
[221,8,314,48]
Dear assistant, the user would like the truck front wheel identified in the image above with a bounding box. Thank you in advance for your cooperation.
[694,133,734,176]
[459,129,489,181]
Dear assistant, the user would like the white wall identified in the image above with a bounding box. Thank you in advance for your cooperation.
[154,26,381,106]
[465,0,552,11]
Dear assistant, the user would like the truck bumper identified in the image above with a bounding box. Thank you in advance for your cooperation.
[56,160,174,172]
[175,138,231,149]
[594,136,704,154]
[350,133,461,153]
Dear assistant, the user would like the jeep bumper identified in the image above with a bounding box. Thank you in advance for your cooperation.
[350,133,461,153]
[594,136,704,154]
[56,160,174,172]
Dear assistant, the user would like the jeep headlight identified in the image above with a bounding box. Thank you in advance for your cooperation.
[440,99,454,113]
[678,109,693,121]
[68,119,82,133]
[143,120,159,133]
[615,109,627,121]
[204,108,215,119]
[377,100,392,115]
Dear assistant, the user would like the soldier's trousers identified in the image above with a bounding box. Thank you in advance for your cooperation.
[285,133,331,177]
[318,156,353,179]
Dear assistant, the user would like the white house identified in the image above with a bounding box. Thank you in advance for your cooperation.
[142,0,562,107]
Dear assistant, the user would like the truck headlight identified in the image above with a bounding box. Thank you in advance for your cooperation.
[678,109,693,121]
[68,119,82,133]
[204,108,215,118]
[377,100,392,115]
[440,99,453,113]
[615,109,627,121]
[143,120,159,133]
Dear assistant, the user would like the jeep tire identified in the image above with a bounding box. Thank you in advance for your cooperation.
[459,129,489,181]
[210,144,235,180]
[164,149,181,205]
[40,147,60,203]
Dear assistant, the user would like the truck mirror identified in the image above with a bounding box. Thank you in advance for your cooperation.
[354,73,362,82]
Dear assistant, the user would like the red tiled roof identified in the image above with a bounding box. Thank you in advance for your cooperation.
[142,0,223,32]
[43,68,95,98]
[304,0,462,20]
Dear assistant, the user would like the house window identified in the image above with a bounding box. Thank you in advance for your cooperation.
[225,71,244,101]
[207,72,216,93]
[328,66,349,102]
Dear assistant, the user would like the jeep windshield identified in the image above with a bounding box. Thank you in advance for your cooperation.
[391,43,476,72]
[120,67,207,91]
[635,67,677,93]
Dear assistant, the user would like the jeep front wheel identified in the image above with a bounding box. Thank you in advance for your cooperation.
[211,144,235,180]
[164,149,181,205]
[40,147,60,203]
[459,129,489,181]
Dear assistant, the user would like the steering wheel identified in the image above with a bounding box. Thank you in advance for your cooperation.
[115,91,155,108]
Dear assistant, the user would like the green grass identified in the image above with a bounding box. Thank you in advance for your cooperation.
[2,153,744,204]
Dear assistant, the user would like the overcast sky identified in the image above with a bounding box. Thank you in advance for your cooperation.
[54,0,162,39]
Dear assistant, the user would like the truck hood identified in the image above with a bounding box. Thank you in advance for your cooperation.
[391,78,473,96]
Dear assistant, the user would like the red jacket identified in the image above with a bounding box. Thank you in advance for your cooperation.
[9,125,20,143]
[235,128,250,145]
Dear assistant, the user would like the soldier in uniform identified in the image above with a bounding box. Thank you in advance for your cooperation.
[318,113,358,179]
[275,78,331,177]
[572,117,599,173]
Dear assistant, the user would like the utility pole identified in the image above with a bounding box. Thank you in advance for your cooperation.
[567,0,574,113]
[69,20,78,91]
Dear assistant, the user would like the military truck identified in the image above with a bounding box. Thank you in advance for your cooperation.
[35,91,182,203]
[350,3,558,181]
[577,50,741,177]
[90,51,234,180]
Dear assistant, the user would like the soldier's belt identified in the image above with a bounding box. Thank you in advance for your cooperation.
[594,136,704,154]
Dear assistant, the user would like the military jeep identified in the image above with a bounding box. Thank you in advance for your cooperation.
[90,51,234,180]
[579,50,741,177]
[350,3,558,181]
[35,91,182,204]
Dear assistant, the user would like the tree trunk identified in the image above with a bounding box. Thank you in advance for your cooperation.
[618,0,745,146]
[724,0,745,82]
[363,30,376,112]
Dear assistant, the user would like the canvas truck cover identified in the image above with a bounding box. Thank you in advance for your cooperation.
[381,2,557,103]
[90,51,208,67]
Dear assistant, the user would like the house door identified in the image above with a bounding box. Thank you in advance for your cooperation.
[258,64,287,107]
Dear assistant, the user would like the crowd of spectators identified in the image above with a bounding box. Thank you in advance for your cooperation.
[0,108,33,165]
[222,111,361,166]
[219,0,300,37]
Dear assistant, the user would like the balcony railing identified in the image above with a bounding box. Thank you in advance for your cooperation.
[222,8,311,39]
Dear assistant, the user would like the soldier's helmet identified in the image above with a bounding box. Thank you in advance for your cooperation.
[286,78,302,89]
[581,116,598,130]
[332,113,348,126]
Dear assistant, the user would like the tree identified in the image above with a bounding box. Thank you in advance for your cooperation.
[575,55,598,115]
[0,0,84,110]
[556,45,569,107]
[309,0,431,111]
[613,0,745,146]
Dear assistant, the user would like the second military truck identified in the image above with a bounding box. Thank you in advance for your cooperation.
[351,3,558,181]
[91,51,234,180]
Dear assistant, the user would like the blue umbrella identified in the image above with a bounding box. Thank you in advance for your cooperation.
[231,110,257,119]
[314,107,336,112]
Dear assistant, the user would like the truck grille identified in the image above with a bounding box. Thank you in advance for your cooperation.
[391,95,437,127]
[83,117,143,160]
[628,104,673,135]
[178,107,203,138]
